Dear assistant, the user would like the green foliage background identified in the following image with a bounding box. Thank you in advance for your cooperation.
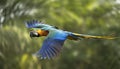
[0,0,120,69]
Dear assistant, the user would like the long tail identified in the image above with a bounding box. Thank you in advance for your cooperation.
[69,33,117,40]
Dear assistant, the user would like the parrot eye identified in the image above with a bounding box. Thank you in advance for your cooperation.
[30,31,40,37]
[34,32,38,35]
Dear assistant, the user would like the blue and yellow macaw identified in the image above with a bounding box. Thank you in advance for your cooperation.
[25,20,115,59]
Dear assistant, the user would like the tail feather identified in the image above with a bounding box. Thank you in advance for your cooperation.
[72,33,117,40]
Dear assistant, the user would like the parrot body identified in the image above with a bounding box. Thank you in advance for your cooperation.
[46,29,68,40]
[25,20,116,59]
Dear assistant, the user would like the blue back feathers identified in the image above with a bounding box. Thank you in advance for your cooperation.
[47,30,68,40]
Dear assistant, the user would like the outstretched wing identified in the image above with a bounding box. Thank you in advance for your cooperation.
[34,38,65,59]
[25,20,58,29]
[25,20,44,28]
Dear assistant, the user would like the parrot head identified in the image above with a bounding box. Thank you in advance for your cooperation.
[30,31,40,38]
[30,29,49,38]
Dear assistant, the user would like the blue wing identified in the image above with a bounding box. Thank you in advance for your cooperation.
[25,20,41,28]
[34,38,65,59]
[25,20,51,28]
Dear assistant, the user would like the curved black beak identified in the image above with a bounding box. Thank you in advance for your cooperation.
[30,31,40,38]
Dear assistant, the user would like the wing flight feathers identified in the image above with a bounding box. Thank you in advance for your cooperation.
[34,38,65,59]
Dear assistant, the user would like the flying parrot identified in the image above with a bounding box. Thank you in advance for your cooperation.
[25,20,116,59]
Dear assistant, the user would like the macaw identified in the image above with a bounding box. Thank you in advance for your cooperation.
[25,20,115,59]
